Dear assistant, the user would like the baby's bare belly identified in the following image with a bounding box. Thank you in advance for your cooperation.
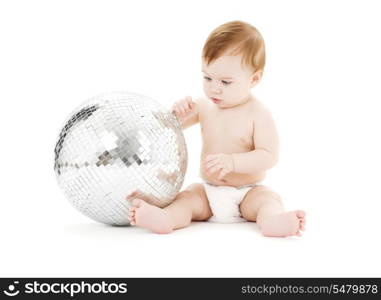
[199,153,266,187]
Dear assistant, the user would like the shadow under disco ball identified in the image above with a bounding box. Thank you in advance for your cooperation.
[54,91,187,225]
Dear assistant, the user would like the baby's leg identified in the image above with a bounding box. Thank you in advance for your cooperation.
[239,186,306,237]
[127,183,212,234]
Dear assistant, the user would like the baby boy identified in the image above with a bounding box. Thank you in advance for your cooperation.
[127,21,306,237]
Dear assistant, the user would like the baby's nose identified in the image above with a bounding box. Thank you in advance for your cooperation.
[211,87,222,94]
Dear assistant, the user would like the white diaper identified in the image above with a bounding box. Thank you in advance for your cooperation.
[202,182,257,223]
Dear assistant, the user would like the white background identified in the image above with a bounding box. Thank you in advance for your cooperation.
[1,0,380,277]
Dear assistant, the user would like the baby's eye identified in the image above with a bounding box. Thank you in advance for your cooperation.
[221,80,232,85]
[204,76,212,81]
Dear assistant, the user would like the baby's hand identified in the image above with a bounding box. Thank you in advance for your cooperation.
[204,153,235,180]
[171,96,197,121]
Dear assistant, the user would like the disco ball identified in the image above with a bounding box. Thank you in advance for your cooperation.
[54,91,187,225]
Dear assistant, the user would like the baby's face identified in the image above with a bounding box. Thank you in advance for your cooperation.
[202,54,260,109]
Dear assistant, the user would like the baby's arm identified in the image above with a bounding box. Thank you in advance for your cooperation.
[232,107,279,174]
[171,96,199,130]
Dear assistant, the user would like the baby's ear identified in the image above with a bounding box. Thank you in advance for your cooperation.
[251,70,263,87]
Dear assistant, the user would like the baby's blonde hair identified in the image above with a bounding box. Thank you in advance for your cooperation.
[202,20,266,73]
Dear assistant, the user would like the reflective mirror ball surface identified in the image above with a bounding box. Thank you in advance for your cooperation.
[54,91,187,225]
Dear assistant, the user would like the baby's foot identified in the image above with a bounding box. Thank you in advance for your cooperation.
[127,198,173,234]
[259,210,306,237]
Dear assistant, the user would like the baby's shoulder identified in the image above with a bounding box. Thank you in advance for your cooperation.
[249,98,275,123]
[249,98,269,114]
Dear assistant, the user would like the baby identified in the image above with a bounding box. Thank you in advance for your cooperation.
[127,21,306,237]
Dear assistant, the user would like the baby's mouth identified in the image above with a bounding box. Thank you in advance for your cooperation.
[211,97,222,104]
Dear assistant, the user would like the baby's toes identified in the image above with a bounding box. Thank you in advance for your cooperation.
[300,219,306,231]
[296,210,306,219]
[128,215,136,225]
[128,209,137,225]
